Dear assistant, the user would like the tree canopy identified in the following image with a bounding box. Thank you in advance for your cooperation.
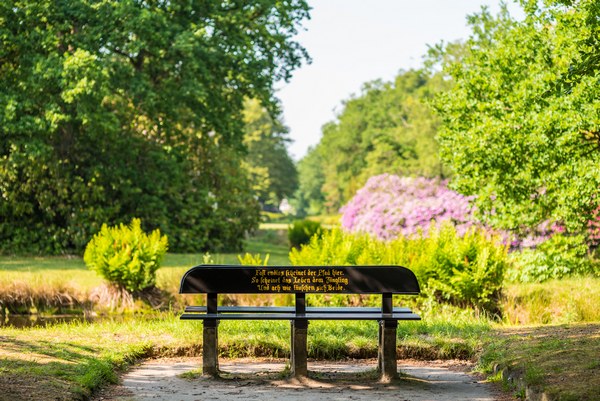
[242,98,298,209]
[433,0,600,235]
[0,0,309,253]
[295,69,448,214]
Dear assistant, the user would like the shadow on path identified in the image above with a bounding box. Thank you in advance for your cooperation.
[93,358,510,401]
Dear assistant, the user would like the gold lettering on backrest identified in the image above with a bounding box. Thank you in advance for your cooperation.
[250,268,349,292]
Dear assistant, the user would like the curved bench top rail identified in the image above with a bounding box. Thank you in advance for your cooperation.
[179,265,420,295]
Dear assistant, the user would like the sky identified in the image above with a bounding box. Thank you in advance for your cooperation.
[276,0,522,160]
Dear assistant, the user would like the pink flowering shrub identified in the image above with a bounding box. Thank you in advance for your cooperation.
[340,174,475,240]
[339,173,599,284]
[514,220,565,249]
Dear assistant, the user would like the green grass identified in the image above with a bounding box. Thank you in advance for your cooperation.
[0,256,101,290]
[6,306,595,401]
[259,222,290,230]
[2,242,600,400]
[0,236,287,268]
[0,314,196,399]
[478,323,600,401]
[217,312,491,361]
[0,235,292,314]
[258,213,341,230]
[502,276,600,324]
[0,282,599,400]
[0,312,491,400]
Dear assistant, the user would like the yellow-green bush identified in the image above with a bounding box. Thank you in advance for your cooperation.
[290,223,509,313]
[84,219,168,293]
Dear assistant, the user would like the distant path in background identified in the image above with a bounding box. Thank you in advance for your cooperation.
[92,358,513,401]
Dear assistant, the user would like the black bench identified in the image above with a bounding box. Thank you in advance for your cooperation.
[179,264,421,380]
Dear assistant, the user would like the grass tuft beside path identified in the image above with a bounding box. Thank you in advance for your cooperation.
[479,323,600,401]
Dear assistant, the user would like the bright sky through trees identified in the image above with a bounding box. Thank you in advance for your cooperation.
[278,0,523,160]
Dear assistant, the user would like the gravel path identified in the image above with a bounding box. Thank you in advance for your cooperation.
[93,358,511,401]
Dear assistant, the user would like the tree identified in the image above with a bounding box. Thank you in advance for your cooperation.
[293,145,326,216]
[0,0,310,253]
[433,1,600,235]
[295,69,448,214]
[242,99,298,209]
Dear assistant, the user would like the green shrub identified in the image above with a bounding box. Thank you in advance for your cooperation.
[84,218,168,293]
[508,233,595,283]
[288,219,323,249]
[237,253,270,266]
[289,223,509,313]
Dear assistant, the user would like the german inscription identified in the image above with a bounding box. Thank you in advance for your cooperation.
[250,268,350,293]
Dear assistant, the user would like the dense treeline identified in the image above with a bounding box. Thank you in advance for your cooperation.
[0,0,308,254]
[294,69,448,215]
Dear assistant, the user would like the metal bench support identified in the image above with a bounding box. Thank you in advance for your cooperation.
[379,319,398,381]
[291,293,308,377]
[291,319,308,377]
[378,293,398,381]
[202,293,219,376]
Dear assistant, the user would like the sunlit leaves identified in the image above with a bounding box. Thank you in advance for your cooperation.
[296,70,448,214]
[0,0,309,254]
[434,1,600,234]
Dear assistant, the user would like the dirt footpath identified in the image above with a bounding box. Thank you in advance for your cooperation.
[93,358,513,401]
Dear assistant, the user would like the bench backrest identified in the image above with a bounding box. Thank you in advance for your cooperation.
[179,265,420,295]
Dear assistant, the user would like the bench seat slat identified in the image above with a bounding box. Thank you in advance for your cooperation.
[184,306,414,314]
[180,312,421,321]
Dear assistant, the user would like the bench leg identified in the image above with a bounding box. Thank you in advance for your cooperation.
[379,320,398,381]
[202,320,219,376]
[290,319,308,377]
[378,322,383,373]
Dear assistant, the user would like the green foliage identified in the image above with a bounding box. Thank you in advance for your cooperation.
[411,224,507,313]
[433,1,600,234]
[295,69,448,213]
[508,234,596,283]
[243,99,298,209]
[293,145,327,216]
[290,224,509,312]
[0,0,309,254]
[288,219,323,249]
[237,253,270,266]
[83,219,168,293]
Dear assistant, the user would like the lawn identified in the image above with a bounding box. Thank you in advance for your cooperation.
[1,233,600,401]
[0,234,290,284]
[480,323,600,400]
[0,234,291,315]
[0,311,492,400]
[1,308,598,400]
